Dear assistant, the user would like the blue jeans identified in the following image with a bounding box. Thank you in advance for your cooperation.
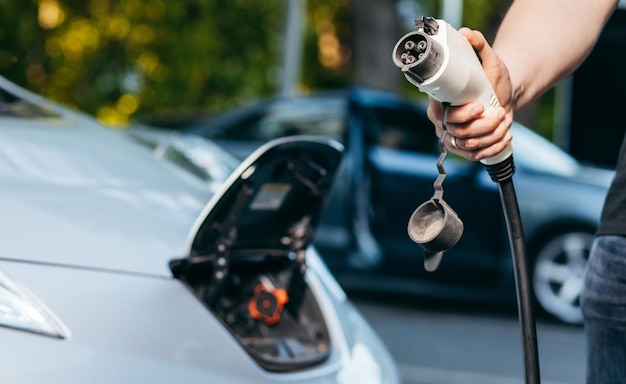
[581,235,626,384]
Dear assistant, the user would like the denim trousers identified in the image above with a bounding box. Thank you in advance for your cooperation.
[581,235,626,384]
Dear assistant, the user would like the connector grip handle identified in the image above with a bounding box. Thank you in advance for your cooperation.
[392,18,513,166]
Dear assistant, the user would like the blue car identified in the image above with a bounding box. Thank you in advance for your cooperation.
[175,87,613,325]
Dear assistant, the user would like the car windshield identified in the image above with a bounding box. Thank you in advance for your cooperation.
[258,96,346,141]
[510,122,579,176]
[196,95,347,143]
[0,87,60,118]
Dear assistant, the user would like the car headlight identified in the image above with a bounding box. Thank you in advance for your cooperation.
[0,268,70,338]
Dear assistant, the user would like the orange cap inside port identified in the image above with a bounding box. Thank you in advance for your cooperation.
[248,283,289,325]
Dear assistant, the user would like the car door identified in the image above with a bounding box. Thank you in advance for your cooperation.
[357,99,507,281]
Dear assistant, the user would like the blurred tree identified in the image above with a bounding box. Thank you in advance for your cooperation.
[1,0,284,126]
[2,0,531,131]
[299,0,352,90]
[350,0,401,92]
[0,1,45,90]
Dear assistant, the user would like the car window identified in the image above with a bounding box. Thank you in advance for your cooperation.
[205,107,267,141]
[363,104,439,155]
[207,97,347,143]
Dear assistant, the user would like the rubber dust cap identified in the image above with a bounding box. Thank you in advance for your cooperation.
[407,198,463,272]
[424,250,445,272]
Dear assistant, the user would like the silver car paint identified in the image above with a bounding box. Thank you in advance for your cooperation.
[0,114,212,276]
[0,251,397,383]
[0,76,399,383]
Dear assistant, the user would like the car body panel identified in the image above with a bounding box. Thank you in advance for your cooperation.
[0,110,212,277]
[0,77,399,383]
[0,256,397,384]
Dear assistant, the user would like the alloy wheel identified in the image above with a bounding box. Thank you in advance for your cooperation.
[532,231,594,325]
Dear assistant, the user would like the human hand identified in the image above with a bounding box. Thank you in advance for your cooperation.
[427,27,515,161]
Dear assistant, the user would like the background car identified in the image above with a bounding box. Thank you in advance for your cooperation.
[0,76,399,383]
[174,87,614,325]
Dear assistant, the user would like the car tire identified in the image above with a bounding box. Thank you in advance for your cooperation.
[531,230,595,325]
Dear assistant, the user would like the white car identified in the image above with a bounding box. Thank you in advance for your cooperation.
[0,76,399,384]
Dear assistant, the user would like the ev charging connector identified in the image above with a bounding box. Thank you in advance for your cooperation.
[392,16,514,169]
[393,16,541,384]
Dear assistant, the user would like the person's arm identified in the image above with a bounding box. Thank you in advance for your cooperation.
[494,0,619,112]
[427,0,619,162]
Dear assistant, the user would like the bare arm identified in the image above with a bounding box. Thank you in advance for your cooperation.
[427,0,618,162]
[494,0,618,111]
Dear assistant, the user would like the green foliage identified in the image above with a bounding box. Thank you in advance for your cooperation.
[300,0,352,91]
[0,1,44,89]
[463,0,508,35]
[0,0,553,138]
[1,0,359,127]
[1,0,284,126]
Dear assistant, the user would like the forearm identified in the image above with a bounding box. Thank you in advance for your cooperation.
[493,0,618,112]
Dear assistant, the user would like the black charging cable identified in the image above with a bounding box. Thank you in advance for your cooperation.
[485,155,541,384]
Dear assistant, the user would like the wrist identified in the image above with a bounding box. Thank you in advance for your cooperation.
[497,55,524,113]
[510,77,525,113]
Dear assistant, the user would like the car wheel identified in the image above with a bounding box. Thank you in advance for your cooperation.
[532,230,594,325]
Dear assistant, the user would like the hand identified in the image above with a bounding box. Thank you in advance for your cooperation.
[427,28,515,161]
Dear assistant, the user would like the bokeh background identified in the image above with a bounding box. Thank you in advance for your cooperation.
[2,0,625,167]
[0,0,514,126]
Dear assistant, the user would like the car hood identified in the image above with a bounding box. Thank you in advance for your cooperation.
[571,163,615,187]
[0,101,213,276]
[516,161,615,192]
[510,122,616,187]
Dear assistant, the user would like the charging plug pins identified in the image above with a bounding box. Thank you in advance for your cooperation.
[400,39,429,65]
